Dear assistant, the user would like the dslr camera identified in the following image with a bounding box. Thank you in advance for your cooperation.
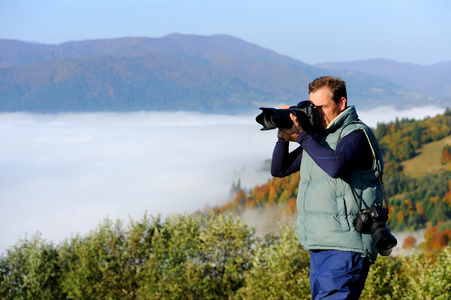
[256,101,320,134]
[355,203,398,256]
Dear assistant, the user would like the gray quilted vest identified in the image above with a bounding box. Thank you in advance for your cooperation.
[296,106,384,262]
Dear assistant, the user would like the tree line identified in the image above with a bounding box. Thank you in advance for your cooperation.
[1,213,450,299]
[376,108,451,172]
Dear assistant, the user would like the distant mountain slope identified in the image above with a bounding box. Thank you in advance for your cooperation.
[315,59,451,96]
[0,35,449,113]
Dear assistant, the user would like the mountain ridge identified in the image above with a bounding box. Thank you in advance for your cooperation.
[1,34,449,114]
[315,58,451,96]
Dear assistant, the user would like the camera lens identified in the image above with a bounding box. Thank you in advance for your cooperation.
[371,221,398,256]
[256,108,294,130]
[255,101,319,132]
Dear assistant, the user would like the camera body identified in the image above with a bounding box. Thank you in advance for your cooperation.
[255,101,320,134]
[355,203,397,256]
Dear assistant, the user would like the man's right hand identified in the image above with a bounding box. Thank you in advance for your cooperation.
[277,105,303,142]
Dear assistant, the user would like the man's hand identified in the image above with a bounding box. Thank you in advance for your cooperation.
[278,106,303,142]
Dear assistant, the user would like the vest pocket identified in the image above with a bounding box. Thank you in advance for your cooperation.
[337,197,351,231]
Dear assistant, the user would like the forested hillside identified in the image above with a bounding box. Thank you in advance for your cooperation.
[216,109,451,254]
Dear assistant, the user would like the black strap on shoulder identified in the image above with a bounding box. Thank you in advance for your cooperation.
[339,121,390,212]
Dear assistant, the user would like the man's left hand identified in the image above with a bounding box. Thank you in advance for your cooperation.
[278,113,303,142]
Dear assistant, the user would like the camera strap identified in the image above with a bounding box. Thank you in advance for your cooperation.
[338,121,390,212]
[347,175,363,209]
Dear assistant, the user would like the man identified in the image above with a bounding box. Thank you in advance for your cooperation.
[271,76,385,299]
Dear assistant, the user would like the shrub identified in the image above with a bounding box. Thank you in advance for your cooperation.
[0,233,63,299]
[233,222,311,300]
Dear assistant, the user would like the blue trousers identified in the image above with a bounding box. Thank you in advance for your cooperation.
[309,250,370,300]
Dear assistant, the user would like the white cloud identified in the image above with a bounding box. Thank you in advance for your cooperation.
[358,105,445,127]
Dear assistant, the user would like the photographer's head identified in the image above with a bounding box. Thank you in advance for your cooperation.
[308,76,347,129]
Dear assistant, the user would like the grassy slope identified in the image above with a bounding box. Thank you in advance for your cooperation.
[401,135,451,177]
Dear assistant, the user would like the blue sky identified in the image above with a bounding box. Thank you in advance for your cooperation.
[1,0,450,65]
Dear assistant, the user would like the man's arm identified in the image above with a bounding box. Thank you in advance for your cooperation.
[296,130,373,178]
[272,109,372,178]
[271,139,303,178]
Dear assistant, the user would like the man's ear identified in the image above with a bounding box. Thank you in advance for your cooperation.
[339,97,347,110]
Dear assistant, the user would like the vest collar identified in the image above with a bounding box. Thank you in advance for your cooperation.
[324,105,359,133]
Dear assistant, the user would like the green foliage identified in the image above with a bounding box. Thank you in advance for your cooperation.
[440,220,451,232]
[395,248,451,299]
[375,113,451,166]
[137,213,256,299]
[361,256,403,299]
[1,214,451,299]
[232,222,311,300]
[0,213,258,299]
[384,171,451,231]
[361,248,451,299]
[0,233,63,299]
[58,217,149,299]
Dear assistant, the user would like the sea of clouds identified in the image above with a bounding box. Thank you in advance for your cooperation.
[0,105,445,254]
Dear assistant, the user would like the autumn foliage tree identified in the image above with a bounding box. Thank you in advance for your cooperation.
[402,235,417,249]
[421,221,451,255]
[442,144,451,163]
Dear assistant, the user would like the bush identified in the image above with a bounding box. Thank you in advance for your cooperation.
[0,233,63,299]
[137,213,256,299]
[58,217,150,299]
[233,222,311,299]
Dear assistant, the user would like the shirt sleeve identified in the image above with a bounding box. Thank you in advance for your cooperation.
[296,129,373,178]
[271,138,303,178]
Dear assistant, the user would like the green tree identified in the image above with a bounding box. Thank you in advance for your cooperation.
[404,140,416,160]
[59,217,150,299]
[394,117,401,131]
[411,121,421,145]
[375,122,387,140]
[0,234,63,299]
[137,213,256,299]
[233,223,311,299]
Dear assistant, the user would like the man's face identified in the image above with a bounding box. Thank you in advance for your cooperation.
[309,87,346,129]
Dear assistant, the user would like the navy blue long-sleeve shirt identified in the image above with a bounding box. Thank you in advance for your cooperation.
[271,130,373,178]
